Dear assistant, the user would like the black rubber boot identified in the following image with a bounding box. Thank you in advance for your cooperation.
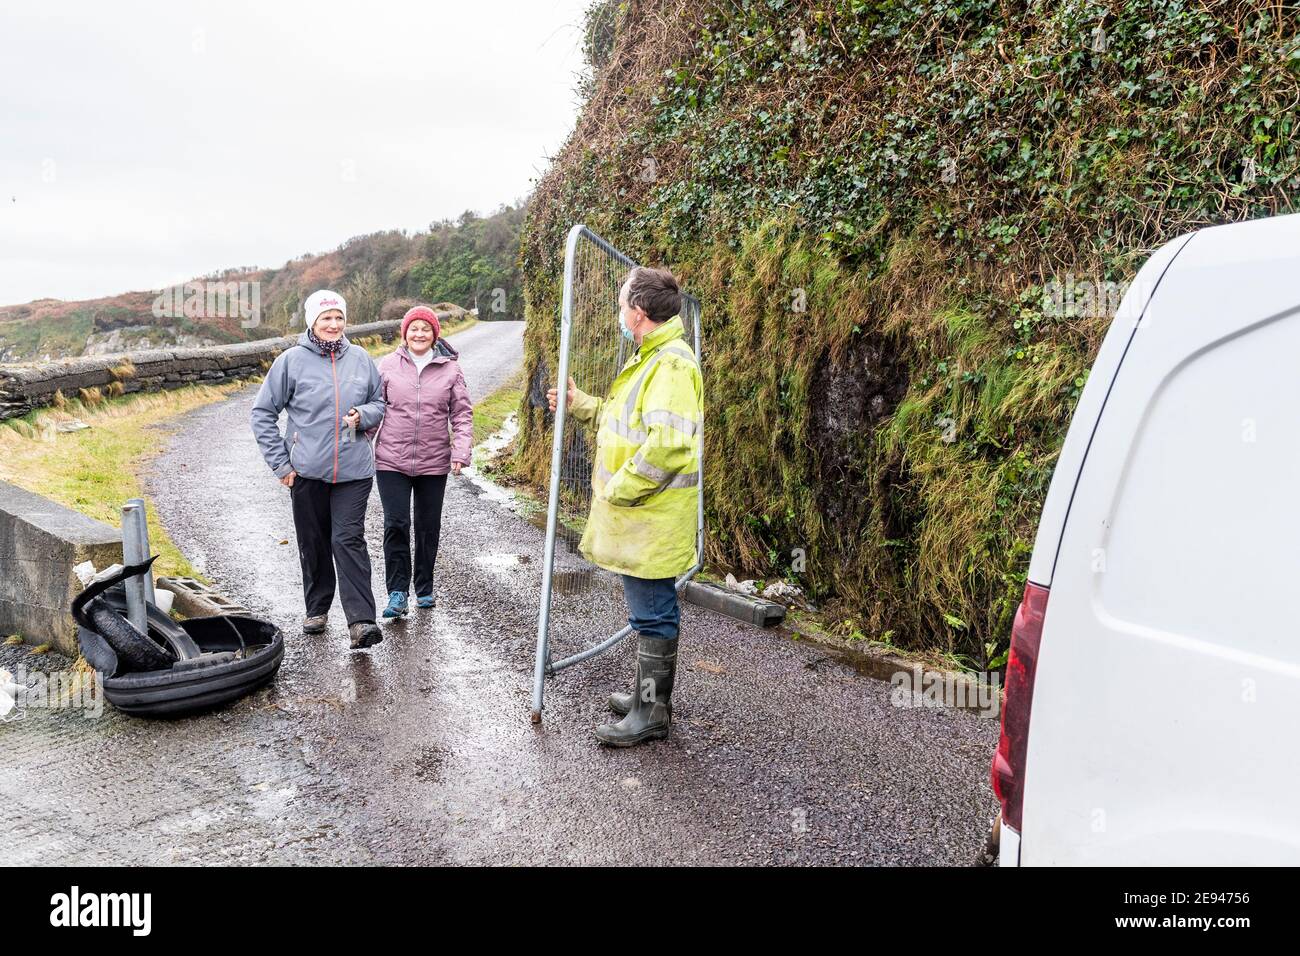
[594,635,676,747]
[609,629,681,714]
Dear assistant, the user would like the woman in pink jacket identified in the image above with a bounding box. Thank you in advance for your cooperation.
[372,306,473,617]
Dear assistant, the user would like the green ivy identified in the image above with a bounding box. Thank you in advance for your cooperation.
[517,0,1300,666]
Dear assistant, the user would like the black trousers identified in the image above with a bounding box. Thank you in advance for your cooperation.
[289,476,377,625]
[375,470,448,598]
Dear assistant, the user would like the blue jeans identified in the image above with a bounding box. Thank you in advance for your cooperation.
[621,575,680,639]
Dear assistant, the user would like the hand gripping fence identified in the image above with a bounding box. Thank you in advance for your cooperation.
[530,225,704,722]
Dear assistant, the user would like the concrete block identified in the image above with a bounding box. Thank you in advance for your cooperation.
[682,580,785,627]
[0,480,122,655]
[156,577,248,618]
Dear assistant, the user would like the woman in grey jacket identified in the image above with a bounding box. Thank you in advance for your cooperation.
[250,289,386,649]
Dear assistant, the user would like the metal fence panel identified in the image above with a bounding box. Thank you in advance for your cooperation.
[530,225,703,721]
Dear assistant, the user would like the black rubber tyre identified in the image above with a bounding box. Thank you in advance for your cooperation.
[89,600,175,672]
[103,628,284,717]
[77,625,120,677]
[72,556,200,671]
[98,589,202,661]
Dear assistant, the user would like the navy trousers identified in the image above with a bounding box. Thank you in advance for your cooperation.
[620,574,680,639]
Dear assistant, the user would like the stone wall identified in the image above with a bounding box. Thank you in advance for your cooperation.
[0,319,408,421]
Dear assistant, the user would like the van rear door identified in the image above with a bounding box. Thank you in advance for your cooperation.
[1021,214,1300,864]
[1025,233,1191,588]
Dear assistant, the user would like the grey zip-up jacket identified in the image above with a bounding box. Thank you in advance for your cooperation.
[250,332,385,483]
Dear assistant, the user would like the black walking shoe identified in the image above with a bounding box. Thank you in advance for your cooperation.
[594,634,677,747]
[348,621,383,650]
[303,614,327,634]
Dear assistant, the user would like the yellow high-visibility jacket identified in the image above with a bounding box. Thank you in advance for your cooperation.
[568,315,703,579]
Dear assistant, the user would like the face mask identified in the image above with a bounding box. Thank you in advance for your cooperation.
[619,310,637,343]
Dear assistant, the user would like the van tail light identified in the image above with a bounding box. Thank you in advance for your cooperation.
[991,581,1049,833]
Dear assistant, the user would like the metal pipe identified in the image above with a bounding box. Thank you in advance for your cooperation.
[576,227,639,269]
[120,503,149,635]
[550,624,633,672]
[126,497,155,605]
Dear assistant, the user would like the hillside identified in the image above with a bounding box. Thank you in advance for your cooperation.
[0,204,526,363]
[517,0,1300,663]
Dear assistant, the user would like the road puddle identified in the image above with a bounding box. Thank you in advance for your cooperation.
[552,569,596,594]
[474,552,532,572]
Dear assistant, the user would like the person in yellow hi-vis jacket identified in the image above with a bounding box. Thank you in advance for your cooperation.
[548,266,703,747]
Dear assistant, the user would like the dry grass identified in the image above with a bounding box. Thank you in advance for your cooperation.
[108,358,136,381]
[0,381,247,579]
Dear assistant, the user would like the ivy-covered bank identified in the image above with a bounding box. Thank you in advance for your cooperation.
[517,0,1299,666]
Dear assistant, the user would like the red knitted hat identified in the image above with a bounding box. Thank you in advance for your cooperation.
[401,306,441,344]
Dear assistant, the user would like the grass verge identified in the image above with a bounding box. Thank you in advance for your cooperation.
[0,382,249,579]
[472,369,524,445]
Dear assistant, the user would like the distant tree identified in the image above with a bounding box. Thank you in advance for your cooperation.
[409,203,526,320]
[345,269,384,325]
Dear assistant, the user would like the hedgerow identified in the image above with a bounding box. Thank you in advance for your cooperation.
[518,0,1300,665]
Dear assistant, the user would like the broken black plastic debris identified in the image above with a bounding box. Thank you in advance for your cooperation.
[72,557,177,670]
[72,558,285,717]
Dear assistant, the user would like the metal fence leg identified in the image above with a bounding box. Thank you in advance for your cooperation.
[531,225,582,723]
[126,497,155,605]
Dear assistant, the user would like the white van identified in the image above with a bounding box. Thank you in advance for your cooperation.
[993,213,1300,866]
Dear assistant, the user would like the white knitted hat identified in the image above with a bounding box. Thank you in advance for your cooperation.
[304,289,347,328]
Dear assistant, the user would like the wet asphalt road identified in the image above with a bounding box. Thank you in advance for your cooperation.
[1,318,1000,865]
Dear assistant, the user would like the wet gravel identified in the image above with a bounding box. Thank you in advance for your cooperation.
[1,319,1000,865]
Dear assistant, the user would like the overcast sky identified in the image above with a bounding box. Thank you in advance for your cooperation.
[0,0,592,304]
